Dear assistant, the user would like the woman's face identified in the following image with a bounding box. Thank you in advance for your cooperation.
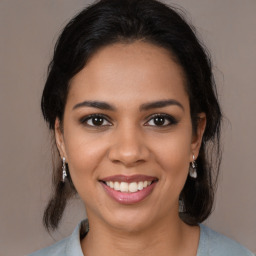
[56,41,205,232]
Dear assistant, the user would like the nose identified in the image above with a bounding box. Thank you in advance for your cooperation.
[107,125,150,167]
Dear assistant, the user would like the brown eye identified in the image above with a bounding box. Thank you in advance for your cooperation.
[146,114,177,127]
[153,116,165,126]
[80,114,112,127]
[91,116,104,126]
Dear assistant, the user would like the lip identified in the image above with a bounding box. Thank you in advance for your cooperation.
[100,174,157,183]
[100,175,158,205]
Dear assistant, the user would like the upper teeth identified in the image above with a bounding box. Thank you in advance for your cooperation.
[105,181,152,193]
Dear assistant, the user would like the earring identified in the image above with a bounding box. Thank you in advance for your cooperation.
[189,154,197,179]
[179,199,185,213]
[62,157,67,182]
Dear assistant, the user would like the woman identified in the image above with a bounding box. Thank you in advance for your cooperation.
[29,0,254,255]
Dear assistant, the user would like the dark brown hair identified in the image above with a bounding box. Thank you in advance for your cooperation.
[42,0,222,231]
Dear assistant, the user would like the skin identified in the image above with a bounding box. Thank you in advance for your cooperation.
[55,41,206,256]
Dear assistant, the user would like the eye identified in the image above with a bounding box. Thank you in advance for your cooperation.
[80,114,112,127]
[145,114,177,127]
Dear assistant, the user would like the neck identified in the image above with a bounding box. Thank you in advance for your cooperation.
[81,214,199,256]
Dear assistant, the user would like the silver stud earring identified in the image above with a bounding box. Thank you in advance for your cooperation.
[62,157,67,182]
[189,154,197,179]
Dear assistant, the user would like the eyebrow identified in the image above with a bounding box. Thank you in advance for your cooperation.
[73,101,117,111]
[139,99,184,111]
[73,99,184,111]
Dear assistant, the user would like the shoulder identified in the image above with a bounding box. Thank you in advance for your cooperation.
[27,237,68,256]
[28,220,87,256]
[198,224,254,256]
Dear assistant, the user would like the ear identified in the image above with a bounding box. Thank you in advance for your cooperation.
[190,113,206,161]
[55,118,68,161]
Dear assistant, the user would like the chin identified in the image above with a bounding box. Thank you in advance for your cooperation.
[102,206,159,234]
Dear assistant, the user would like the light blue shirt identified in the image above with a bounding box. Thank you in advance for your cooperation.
[29,220,254,256]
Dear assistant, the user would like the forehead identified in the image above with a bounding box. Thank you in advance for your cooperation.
[68,41,188,109]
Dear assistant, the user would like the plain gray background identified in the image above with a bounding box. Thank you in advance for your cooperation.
[0,0,255,255]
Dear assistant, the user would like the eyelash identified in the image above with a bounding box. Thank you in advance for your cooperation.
[145,113,178,127]
[80,113,178,128]
[80,114,112,127]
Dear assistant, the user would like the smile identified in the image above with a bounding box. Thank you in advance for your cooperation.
[100,175,158,204]
[105,181,153,193]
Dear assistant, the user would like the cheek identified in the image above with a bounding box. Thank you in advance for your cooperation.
[63,130,107,188]
[154,128,192,189]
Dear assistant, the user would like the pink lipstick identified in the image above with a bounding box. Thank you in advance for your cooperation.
[100,175,158,204]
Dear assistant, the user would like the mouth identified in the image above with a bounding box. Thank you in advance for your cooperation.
[99,175,158,204]
[103,180,154,193]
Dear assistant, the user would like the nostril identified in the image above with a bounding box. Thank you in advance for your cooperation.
[109,151,146,165]
[111,159,146,167]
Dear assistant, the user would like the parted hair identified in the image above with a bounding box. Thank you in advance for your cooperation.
[41,0,222,231]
